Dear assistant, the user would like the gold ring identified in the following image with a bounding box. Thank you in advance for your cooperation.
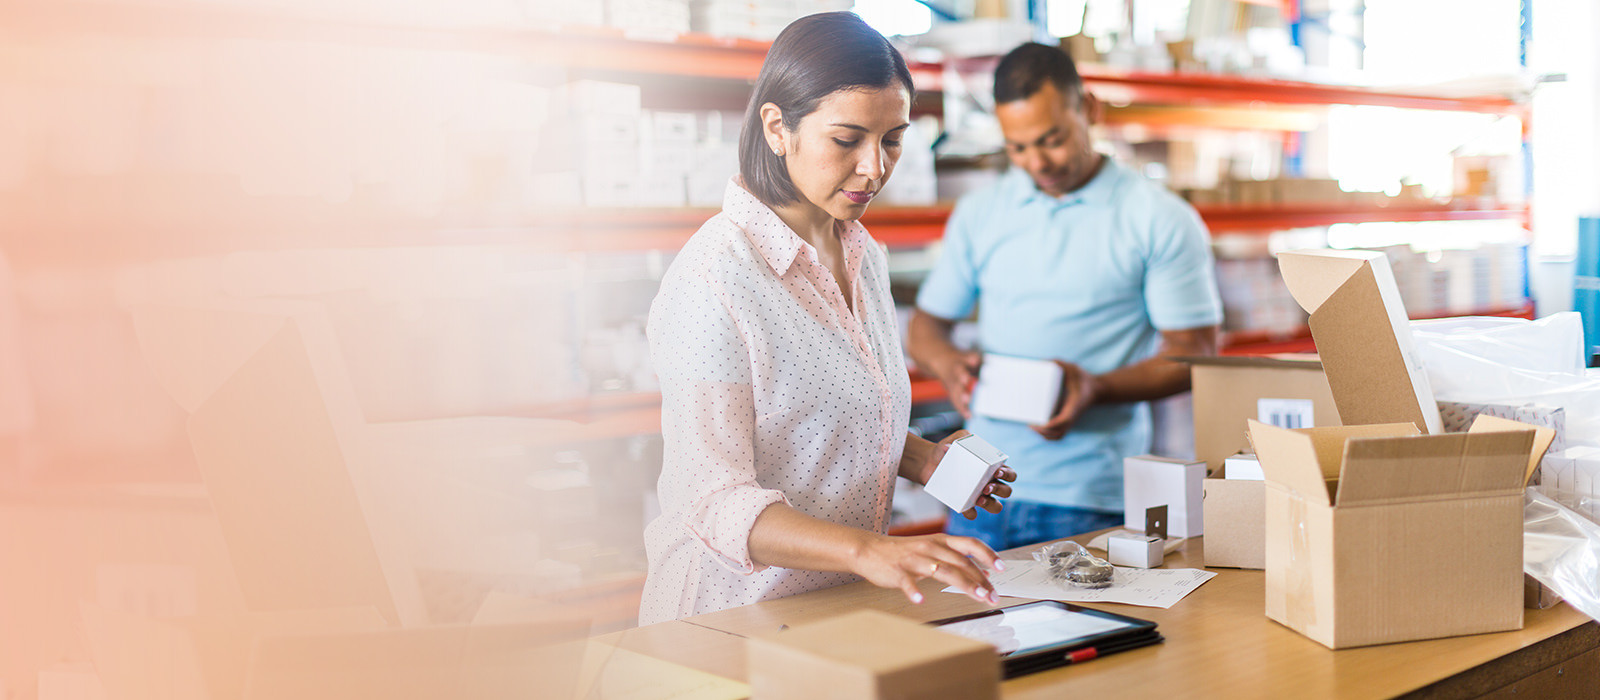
[929,562,939,576]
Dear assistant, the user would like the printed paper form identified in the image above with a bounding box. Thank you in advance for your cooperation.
[946,561,1215,609]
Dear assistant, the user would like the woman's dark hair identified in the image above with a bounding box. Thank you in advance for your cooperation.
[994,42,1083,106]
[739,12,915,207]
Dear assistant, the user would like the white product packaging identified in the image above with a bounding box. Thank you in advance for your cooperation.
[924,434,1008,513]
[969,354,1064,425]
[1223,454,1264,481]
[1107,533,1164,568]
[1123,455,1206,537]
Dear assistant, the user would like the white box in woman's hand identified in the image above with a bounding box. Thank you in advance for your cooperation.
[925,435,1009,513]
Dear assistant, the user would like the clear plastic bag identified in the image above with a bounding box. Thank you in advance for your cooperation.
[1412,312,1600,448]
[1032,541,1114,589]
[1524,487,1600,623]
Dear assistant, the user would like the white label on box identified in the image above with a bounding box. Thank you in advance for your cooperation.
[1258,398,1315,430]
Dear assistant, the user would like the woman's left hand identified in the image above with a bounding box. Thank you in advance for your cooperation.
[959,463,1016,520]
[923,431,1018,521]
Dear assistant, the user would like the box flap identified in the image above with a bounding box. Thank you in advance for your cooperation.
[1335,430,1535,505]
[1468,415,1556,485]
[1248,420,1334,506]
[1249,421,1422,506]
[1277,250,1444,435]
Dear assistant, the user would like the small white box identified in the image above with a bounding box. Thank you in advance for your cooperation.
[925,434,1008,513]
[1107,533,1164,568]
[969,354,1064,425]
[1223,454,1264,481]
[1123,455,1206,537]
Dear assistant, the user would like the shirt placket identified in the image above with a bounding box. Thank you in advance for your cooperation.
[805,252,896,482]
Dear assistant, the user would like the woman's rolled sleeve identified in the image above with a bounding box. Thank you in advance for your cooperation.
[649,268,789,575]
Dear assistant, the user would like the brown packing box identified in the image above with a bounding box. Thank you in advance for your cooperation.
[1202,470,1266,569]
[1189,354,1339,472]
[1277,249,1445,435]
[747,610,1000,700]
[1249,416,1550,649]
[1187,354,1339,570]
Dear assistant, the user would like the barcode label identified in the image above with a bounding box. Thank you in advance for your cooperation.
[1258,398,1315,429]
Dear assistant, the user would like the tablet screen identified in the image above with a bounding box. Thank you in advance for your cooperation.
[933,601,1145,657]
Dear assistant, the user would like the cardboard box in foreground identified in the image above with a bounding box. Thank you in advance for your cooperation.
[1249,418,1547,649]
[747,610,999,700]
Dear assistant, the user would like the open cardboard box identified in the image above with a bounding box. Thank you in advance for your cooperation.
[1249,249,1556,649]
[1249,416,1551,649]
[1186,354,1340,569]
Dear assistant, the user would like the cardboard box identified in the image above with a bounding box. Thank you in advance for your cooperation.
[969,354,1063,425]
[1187,354,1339,473]
[924,435,1008,513]
[1277,249,1444,435]
[1186,354,1336,570]
[748,610,1000,700]
[1249,417,1548,649]
[1202,470,1265,569]
[1124,455,1205,538]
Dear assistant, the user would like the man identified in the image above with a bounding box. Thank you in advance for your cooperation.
[908,43,1223,550]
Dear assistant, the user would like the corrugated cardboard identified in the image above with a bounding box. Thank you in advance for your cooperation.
[747,610,999,700]
[1277,249,1444,434]
[1184,354,1337,570]
[1186,354,1340,472]
[1249,417,1546,649]
[1201,465,1266,570]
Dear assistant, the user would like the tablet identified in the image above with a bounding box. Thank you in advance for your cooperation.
[930,601,1157,660]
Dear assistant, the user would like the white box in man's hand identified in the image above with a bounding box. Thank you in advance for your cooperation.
[925,435,1009,513]
[969,354,1064,425]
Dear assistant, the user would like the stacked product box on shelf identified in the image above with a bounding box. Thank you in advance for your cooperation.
[691,0,854,40]
[566,79,739,208]
[1214,256,1306,335]
[606,0,692,35]
[1218,244,1528,338]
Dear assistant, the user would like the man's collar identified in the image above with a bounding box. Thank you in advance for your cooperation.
[1008,156,1119,207]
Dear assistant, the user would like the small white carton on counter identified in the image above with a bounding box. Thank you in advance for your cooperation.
[925,434,1008,513]
[970,354,1064,425]
[1124,455,1207,537]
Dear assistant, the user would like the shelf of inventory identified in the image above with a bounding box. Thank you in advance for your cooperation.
[534,28,1527,118]
[554,201,1529,252]
[533,299,1534,445]
[1219,301,1536,355]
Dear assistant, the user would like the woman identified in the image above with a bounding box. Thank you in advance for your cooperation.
[640,11,1017,625]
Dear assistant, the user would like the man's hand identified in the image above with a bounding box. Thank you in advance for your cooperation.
[931,351,982,417]
[1030,360,1102,441]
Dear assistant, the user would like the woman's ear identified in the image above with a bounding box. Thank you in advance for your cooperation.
[760,102,789,157]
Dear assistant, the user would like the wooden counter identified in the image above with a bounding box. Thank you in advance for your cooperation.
[598,535,1600,699]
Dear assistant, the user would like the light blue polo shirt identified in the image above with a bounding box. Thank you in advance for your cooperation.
[916,159,1222,512]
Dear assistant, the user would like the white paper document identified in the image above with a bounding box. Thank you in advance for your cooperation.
[946,560,1215,609]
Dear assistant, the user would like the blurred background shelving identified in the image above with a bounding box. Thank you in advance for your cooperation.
[0,0,1574,658]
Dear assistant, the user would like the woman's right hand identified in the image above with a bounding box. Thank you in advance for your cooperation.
[855,533,1003,606]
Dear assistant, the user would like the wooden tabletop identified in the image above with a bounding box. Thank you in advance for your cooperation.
[613,535,1597,699]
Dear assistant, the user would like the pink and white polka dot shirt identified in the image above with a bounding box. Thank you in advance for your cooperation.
[638,178,912,625]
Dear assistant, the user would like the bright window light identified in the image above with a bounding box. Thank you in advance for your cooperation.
[1048,0,1088,36]
[854,0,933,38]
